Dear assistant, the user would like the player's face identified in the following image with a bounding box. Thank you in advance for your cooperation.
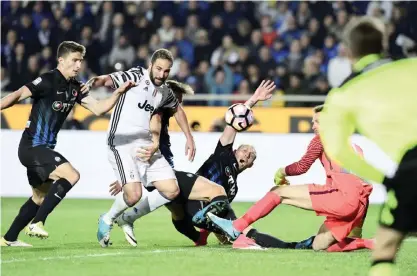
[59,52,83,78]
[150,58,172,86]
[235,145,256,171]
[312,112,320,134]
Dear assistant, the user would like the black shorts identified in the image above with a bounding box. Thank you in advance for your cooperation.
[175,170,198,202]
[380,145,417,232]
[18,143,68,187]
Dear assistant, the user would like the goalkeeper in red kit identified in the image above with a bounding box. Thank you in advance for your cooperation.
[208,105,374,251]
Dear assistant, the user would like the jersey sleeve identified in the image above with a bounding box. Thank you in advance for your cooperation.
[108,67,144,89]
[214,140,233,156]
[25,73,51,99]
[285,135,323,176]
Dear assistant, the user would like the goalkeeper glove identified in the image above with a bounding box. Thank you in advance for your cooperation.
[274,168,289,186]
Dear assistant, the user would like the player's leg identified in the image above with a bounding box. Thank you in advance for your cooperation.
[208,184,314,240]
[97,146,143,247]
[1,181,52,246]
[21,146,79,238]
[166,201,202,245]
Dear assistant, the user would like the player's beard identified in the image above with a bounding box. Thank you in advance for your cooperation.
[149,68,165,87]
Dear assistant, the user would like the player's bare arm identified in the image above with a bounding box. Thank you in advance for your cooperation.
[81,75,115,92]
[0,86,33,110]
[136,112,162,162]
[174,104,196,161]
[219,80,276,146]
[79,80,135,116]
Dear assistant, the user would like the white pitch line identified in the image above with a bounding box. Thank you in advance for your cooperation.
[1,248,229,264]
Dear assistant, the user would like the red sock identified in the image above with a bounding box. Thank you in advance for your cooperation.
[233,192,281,232]
[327,238,374,252]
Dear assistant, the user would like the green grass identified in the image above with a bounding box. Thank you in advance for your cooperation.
[1,198,416,276]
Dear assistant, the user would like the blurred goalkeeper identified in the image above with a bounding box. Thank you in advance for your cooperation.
[318,17,417,276]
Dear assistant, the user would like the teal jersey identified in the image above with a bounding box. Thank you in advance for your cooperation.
[320,55,417,183]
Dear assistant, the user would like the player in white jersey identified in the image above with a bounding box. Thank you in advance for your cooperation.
[84,49,194,247]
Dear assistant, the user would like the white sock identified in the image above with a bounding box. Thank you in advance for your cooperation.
[123,190,171,223]
[103,193,129,225]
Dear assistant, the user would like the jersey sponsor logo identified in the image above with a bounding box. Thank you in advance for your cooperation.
[187,173,194,178]
[25,121,31,128]
[57,91,65,94]
[145,80,150,85]
[72,89,78,97]
[144,86,148,91]
[226,167,237,196]
[52,101,73,113]
[55,156,61,162]
[138,100,155,113]
[32,77,42,85]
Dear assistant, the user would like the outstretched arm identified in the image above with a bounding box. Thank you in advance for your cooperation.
[80,80,135,116]
[0,86,32,110]
[219,80,276,146]
[174,105,196,161]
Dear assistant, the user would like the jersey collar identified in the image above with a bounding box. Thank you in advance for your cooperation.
[353,54,382,72]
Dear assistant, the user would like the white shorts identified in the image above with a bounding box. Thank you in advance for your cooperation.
[107,143,176,187]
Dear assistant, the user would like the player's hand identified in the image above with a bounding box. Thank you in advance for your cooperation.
[185,137,196,162]
[253,80,276,102]
[274,168,290,186]
[136,144,158,162]
[81,77,98,93]
[109,181,122,196]
[116,80,136,94]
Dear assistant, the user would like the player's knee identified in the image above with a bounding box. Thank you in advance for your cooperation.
[211,185,226,199]
[31,194,45,205]
[124,191,141,207]
[66,169,80,185]
[312,239,328,251]
[53,164,80,185]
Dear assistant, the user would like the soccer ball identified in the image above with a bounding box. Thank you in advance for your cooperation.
[224,103,254,132]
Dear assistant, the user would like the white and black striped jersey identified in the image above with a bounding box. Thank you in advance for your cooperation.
[107,66,179,146]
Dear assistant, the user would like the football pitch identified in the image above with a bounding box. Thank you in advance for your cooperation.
[1,198,416,276]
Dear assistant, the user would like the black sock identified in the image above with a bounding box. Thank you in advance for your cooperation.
[4,198,40,241]
[32,178,73,224]
[172,219,200,243]
[246,229,297,249]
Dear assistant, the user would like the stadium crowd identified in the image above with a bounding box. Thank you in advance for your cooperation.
[1,1,417,107]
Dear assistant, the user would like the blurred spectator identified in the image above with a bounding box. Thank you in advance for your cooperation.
[210,35,239,66]
[209,16,225,49]
[258,46,275,77]
[232,79,251,104]
[79,26,102,75]
[327,44,352,88]
[58,17,77,43]
[185,14,202,44]
[285,39,304,73]
[25,55,41,83]
[72,2,94,34]
[158,15,176,44]
[329,10,349,41]
[149,34,163,52]
[1,67,12,91]
[108,34,135,68]
[133,46,149,68]
[271,39,289,63]
[303,56,320,91]
[221,1,241,31]
[169,45,182,77]
[32,2,51,29]
[174,28,194,65]
[2,30,18,65]
[323,34,338,61]
[275,2,294,34]
[97,2,114,43]
[248,29,263,58]
[246,64,261,91]
[300,32,315,57]
[130,17,153,48]
[260,15,277,47]
[232,20,252,46]
[9,42,28,90]
[176,60,193,84]
[77,61,94,84]
[4,1,23,28]
[285,73,306,107]
[19,14,41,55]
[205,64,233,106]
[296,2,311,28]
[104,13,126,50]
[194,29,212,67]
[40,47,54,70]
[308,18,325,49]
[38,18,56,50]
